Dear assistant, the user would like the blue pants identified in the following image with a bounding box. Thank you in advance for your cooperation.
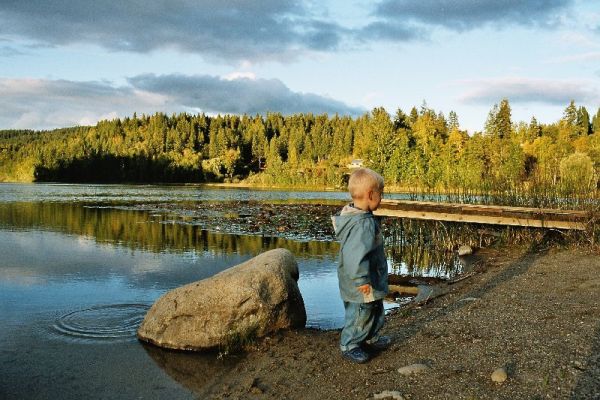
[340,300,385,352]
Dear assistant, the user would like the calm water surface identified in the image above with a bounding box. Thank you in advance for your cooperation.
[0,182,412,203]
[0,183,457,399]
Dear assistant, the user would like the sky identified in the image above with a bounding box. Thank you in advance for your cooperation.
[1,0,599,133]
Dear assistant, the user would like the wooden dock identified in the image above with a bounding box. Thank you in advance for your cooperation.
[373,199,589,230]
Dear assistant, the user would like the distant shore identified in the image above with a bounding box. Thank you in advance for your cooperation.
[1,179,439,196]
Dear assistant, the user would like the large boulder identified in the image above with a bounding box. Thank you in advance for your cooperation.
[137,248,306,351]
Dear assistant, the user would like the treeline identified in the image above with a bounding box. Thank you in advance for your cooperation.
[1,100,600,198]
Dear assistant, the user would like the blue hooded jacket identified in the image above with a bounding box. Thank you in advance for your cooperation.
[332,204,389,303]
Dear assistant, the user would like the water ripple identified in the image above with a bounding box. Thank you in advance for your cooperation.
[51,304,150,343]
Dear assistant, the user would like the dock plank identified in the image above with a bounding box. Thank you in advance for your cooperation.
[372,199,588,230]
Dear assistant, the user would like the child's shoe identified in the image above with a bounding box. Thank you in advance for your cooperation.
[365,335,392,351]
[342,347,370,363]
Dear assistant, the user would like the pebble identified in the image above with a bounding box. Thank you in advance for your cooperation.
[250,386,264,394]
[397,363,430,376]
[372,390,406,400]
[458,245,473,256]
[491,367,508,383]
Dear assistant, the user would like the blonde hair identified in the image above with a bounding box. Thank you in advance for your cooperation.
[348,168,384,199]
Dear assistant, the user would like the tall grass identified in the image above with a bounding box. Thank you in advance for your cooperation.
[383,194,600,275]
[396,182,600,250]
[404,184,599,210]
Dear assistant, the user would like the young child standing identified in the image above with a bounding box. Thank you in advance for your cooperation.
[332,167,391,363]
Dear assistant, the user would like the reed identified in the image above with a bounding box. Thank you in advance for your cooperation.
[383,199,600,277]
[393,181,600,250]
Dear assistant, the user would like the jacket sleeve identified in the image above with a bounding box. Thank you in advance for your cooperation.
[342,218,377,287]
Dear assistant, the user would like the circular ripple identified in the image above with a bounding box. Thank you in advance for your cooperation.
[52,304,150,342]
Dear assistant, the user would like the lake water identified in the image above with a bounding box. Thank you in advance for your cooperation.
[0,183,460,399]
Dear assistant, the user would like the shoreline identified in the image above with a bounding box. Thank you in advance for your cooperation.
[150,244,600,399]
[0,180,460,195]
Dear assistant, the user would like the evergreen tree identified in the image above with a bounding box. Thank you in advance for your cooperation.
[248,116,267,169]
[593,108,600,134]
[496,99,512,139]
[394,108,411,130]
[527,117,541,141]
[448,111,459,131]
[207,123,219,159]
[484,100,512,140]
[577,106,591,135]
[409,107,419,126]
[563,100,577,127]
[484,104,499,137]
[366,107,395,173]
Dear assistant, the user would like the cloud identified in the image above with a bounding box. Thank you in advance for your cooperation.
[0,0,343,62]
[223,72,257,81]
[0,45,25,57]
[0,78,172,129]
[547,51,600,63]
[372,0,573,32]
[127,73,365,116]
[0,75,364,130]
[558,32,600,49]
[358,21,425,42]
[458,77,598,105]
[0,1,579,60]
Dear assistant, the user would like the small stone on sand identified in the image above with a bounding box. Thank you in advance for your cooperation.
[397,363,430,376]
[491,367,508,383]
[373,390,406,400]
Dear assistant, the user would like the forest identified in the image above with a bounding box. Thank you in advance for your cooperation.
[1,99,599,207]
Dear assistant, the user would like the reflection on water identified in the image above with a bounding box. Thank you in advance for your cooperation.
[0,201,462,330]
[388,242,463,279]
[0,201,462,277]
[0,202,339,257]
[0,204,342,328]
[0,184,463,399]
[142,343,241,397]
[0,201,341,399]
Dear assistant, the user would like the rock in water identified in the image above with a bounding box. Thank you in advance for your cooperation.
[137,248,306,351]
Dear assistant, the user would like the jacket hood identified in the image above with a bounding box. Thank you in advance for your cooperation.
[331,204,371,239]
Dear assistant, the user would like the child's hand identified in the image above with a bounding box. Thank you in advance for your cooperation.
[357,284,371,295]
